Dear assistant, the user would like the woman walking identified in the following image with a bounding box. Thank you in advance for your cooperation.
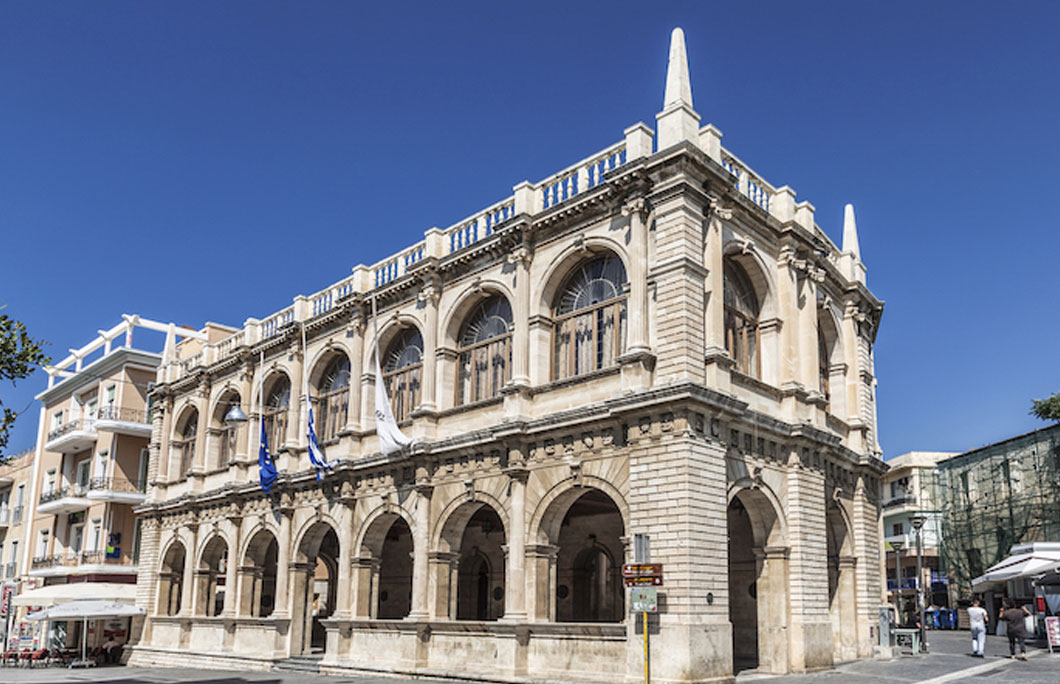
[1001,598,1031,660]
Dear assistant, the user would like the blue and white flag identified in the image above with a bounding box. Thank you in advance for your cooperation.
[306,404,333,482]
[258,419,278,493]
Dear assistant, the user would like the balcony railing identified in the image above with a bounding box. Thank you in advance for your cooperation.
[31,555,58,570]
[89,476,146,494]
[96,406,150,424]
[883,493,917,508]
[46,418,94,442]
[40,485,86,505]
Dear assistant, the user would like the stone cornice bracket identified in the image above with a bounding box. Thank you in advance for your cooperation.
[572,232,591,255]
[706,193,733,220]
[734,235,755,256]
[417,281,441,306]
[620,195,650,221]
[197,377,210,398]
[414,481,434,498]
[347,309,366,337]
[506,244,533,269]
[502,465,530,484]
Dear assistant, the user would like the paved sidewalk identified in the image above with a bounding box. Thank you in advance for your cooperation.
[2,632,1057,683]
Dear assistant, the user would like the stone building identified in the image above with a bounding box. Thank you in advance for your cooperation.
[129,29,887,682]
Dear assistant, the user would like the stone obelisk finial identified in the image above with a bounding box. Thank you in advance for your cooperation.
[664,27,693,109]
[842,204,861,259]
[656,27,701,150]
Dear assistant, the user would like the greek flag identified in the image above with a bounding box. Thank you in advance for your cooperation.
[306,404,333,482]
[258,419,278,493]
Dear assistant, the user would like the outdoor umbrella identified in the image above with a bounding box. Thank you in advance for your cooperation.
[27,600,145,665]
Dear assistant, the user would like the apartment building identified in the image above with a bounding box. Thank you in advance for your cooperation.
[1,447,35,646]
[14,316,200,651]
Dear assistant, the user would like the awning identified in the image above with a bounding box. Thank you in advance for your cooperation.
[27,600,144,621]
[11,582,138,607]
[971,544,1060,591]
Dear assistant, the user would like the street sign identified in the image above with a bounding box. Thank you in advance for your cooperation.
[623,563,663,587]
[630,587,658,613]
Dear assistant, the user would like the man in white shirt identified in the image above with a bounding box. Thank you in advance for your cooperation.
[968,599,989,657]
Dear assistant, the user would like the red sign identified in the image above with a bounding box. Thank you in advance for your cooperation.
[0,586,11,617]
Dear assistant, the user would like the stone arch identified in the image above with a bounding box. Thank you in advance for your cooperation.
[434,492,510,553]
[195,533,230,617]
[440,280,517,349]
[364,314,424,368]
[530,476,631,546]
[157,537,187,616]
[530,482,627,623]
[727,485,789,674]
[261,368,292,400]
[357,504,415,620]
[721,240,777,320]
[291,519,340,655]
[307,343,353,390]
[240,527,280,618]
[535,238,631,316]
[827,498,858,662]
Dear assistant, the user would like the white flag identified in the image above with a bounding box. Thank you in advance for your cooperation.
[374,355,412,455]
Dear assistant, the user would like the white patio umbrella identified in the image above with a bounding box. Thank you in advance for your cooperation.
[27,600,145,665]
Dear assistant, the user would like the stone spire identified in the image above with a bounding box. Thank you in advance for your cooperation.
[842,203,861,259]
[664,27,693,109]
[656,27,700,150]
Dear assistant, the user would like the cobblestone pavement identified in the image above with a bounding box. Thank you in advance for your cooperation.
[2,632,1058,684]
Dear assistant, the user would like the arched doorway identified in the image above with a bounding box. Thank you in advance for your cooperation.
[197,536,228,616]
[552,489,624,623]
[292,523,339,655]
[158,541,186,616]
[727,489,788,674]
[376,517,414,619]
[241,529,278,617]
[455,506,505,621]
[827,504,858,661]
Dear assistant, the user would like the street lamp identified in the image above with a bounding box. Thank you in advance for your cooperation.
[223,405,248,426]
[891,539,905,624]
[910,514,928,653]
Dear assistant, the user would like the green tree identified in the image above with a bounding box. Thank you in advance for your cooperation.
[1,312,50,457]
[1030,392,1060,423]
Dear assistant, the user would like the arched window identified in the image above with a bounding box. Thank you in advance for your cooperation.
[315,355,350,442]
[180,410,198,477]
[552,255,628,380]
[383,328,423,423]
[263,376,290,449]
[457,296,513,404]
[723,259,761,378]
[212,391,240,471]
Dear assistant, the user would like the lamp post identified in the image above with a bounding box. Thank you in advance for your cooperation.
[891,539,905,625]
[223,404,248,459]
[910,514,928,653]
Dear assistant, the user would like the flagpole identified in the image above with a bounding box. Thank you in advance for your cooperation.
[259,350,265,444]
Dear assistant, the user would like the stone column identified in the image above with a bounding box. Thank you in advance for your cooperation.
[345,312,365,433]
[408,484,432,620]
[236,361,254,457]
[508,245,532,386]
[333,520,353,619]
[623,195,650,354]
[351,556,378,618]
[418,284,440,412]
[153,396,172,486]
[223,517,242,616]
[784,447,833,672]
[428,552,459,619]
[286,341,304,449]
[754,546,791,674]
[289,562,313,655]
[179,523,199,617]
[502,466,528,621]
[194,380,210,474]
[237,566,261,616]
[273,507,293,618]
[703,196,730,392]
[525,544,558,621]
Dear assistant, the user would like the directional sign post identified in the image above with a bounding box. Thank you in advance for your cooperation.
[630,587,658,613]
[629,536,656,684]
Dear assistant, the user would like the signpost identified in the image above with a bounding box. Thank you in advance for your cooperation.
[628,534,661,684]
[1045,616,1060,653]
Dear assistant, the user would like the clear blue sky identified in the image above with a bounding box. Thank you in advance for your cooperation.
[2,2,1057,459]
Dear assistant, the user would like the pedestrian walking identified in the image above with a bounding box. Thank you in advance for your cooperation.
[967,599,988,657]
[1001,598,1031,660]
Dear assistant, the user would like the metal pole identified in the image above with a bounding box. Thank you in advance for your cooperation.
[894,547,902,620]
[643,610,649,684]
[916,529,926,652]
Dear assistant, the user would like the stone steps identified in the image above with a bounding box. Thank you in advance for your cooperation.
[274,655,323,674]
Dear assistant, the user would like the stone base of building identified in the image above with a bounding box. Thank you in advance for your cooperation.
[126,644,276,672]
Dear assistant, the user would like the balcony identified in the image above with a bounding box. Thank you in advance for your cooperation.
[886,577,919,591]
[44,418,97,453]
[86,476,146,505]
[37,485,92,514]
[94,406,152,438]
[883,493,917,509]
[27,551,136,577]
